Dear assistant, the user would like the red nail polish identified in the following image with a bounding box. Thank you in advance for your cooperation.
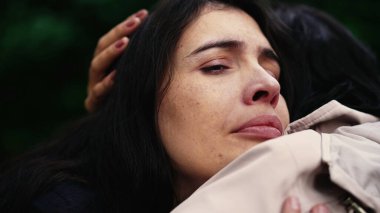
[126,19,136,28]
[135,10,147,18]
[115,40,124,49]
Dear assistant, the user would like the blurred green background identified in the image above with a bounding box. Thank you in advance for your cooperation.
[1,0,379,161]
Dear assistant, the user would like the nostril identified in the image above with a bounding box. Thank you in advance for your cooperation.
[252,90,268,101]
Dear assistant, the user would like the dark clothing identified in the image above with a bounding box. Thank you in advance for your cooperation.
[32,182,100,213]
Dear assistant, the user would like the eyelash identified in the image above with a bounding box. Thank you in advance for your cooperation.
[200,64,229,74]
[261,50,280,80]
[263,50,279,62]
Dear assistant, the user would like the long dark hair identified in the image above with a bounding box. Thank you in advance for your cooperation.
[274,4,380,120]
[0,0,288,212]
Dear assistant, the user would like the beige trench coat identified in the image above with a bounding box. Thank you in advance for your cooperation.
[172,101,380,212]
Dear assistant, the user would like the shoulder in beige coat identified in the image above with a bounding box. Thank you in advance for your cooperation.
[172,101,380,212]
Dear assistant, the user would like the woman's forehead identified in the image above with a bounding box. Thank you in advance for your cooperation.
[176,5,272,59]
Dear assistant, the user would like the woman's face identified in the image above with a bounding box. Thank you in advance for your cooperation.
[158,5,289,195]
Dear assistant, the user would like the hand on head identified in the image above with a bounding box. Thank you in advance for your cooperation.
[85,9,148,112]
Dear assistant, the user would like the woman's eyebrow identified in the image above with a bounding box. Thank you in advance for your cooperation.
[186,39,244,58]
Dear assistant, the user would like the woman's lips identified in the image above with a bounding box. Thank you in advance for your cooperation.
[233,115,283,140]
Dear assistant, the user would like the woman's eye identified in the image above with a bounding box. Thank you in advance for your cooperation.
[200,65,228,74]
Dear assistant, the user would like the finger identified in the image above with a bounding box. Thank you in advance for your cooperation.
[310,204,330,213]
[281,197,301,213]
[89,37,128,90]
[85,71,116,112]
[94,9,148,56]
[92,71,116,98]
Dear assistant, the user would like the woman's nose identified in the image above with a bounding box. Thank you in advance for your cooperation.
[243,71,280,108]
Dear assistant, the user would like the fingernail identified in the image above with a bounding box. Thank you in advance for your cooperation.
[135,9,147,18]
[115,39,125,49]
[312,205,329,213]
[109,71,116,80]
[105,75,115,87]
[125,18,137,28]
[289,197,301,210]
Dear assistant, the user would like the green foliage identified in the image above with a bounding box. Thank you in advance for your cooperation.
[1,0,379,161]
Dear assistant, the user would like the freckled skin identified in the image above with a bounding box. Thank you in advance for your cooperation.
[157,5,289,200]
